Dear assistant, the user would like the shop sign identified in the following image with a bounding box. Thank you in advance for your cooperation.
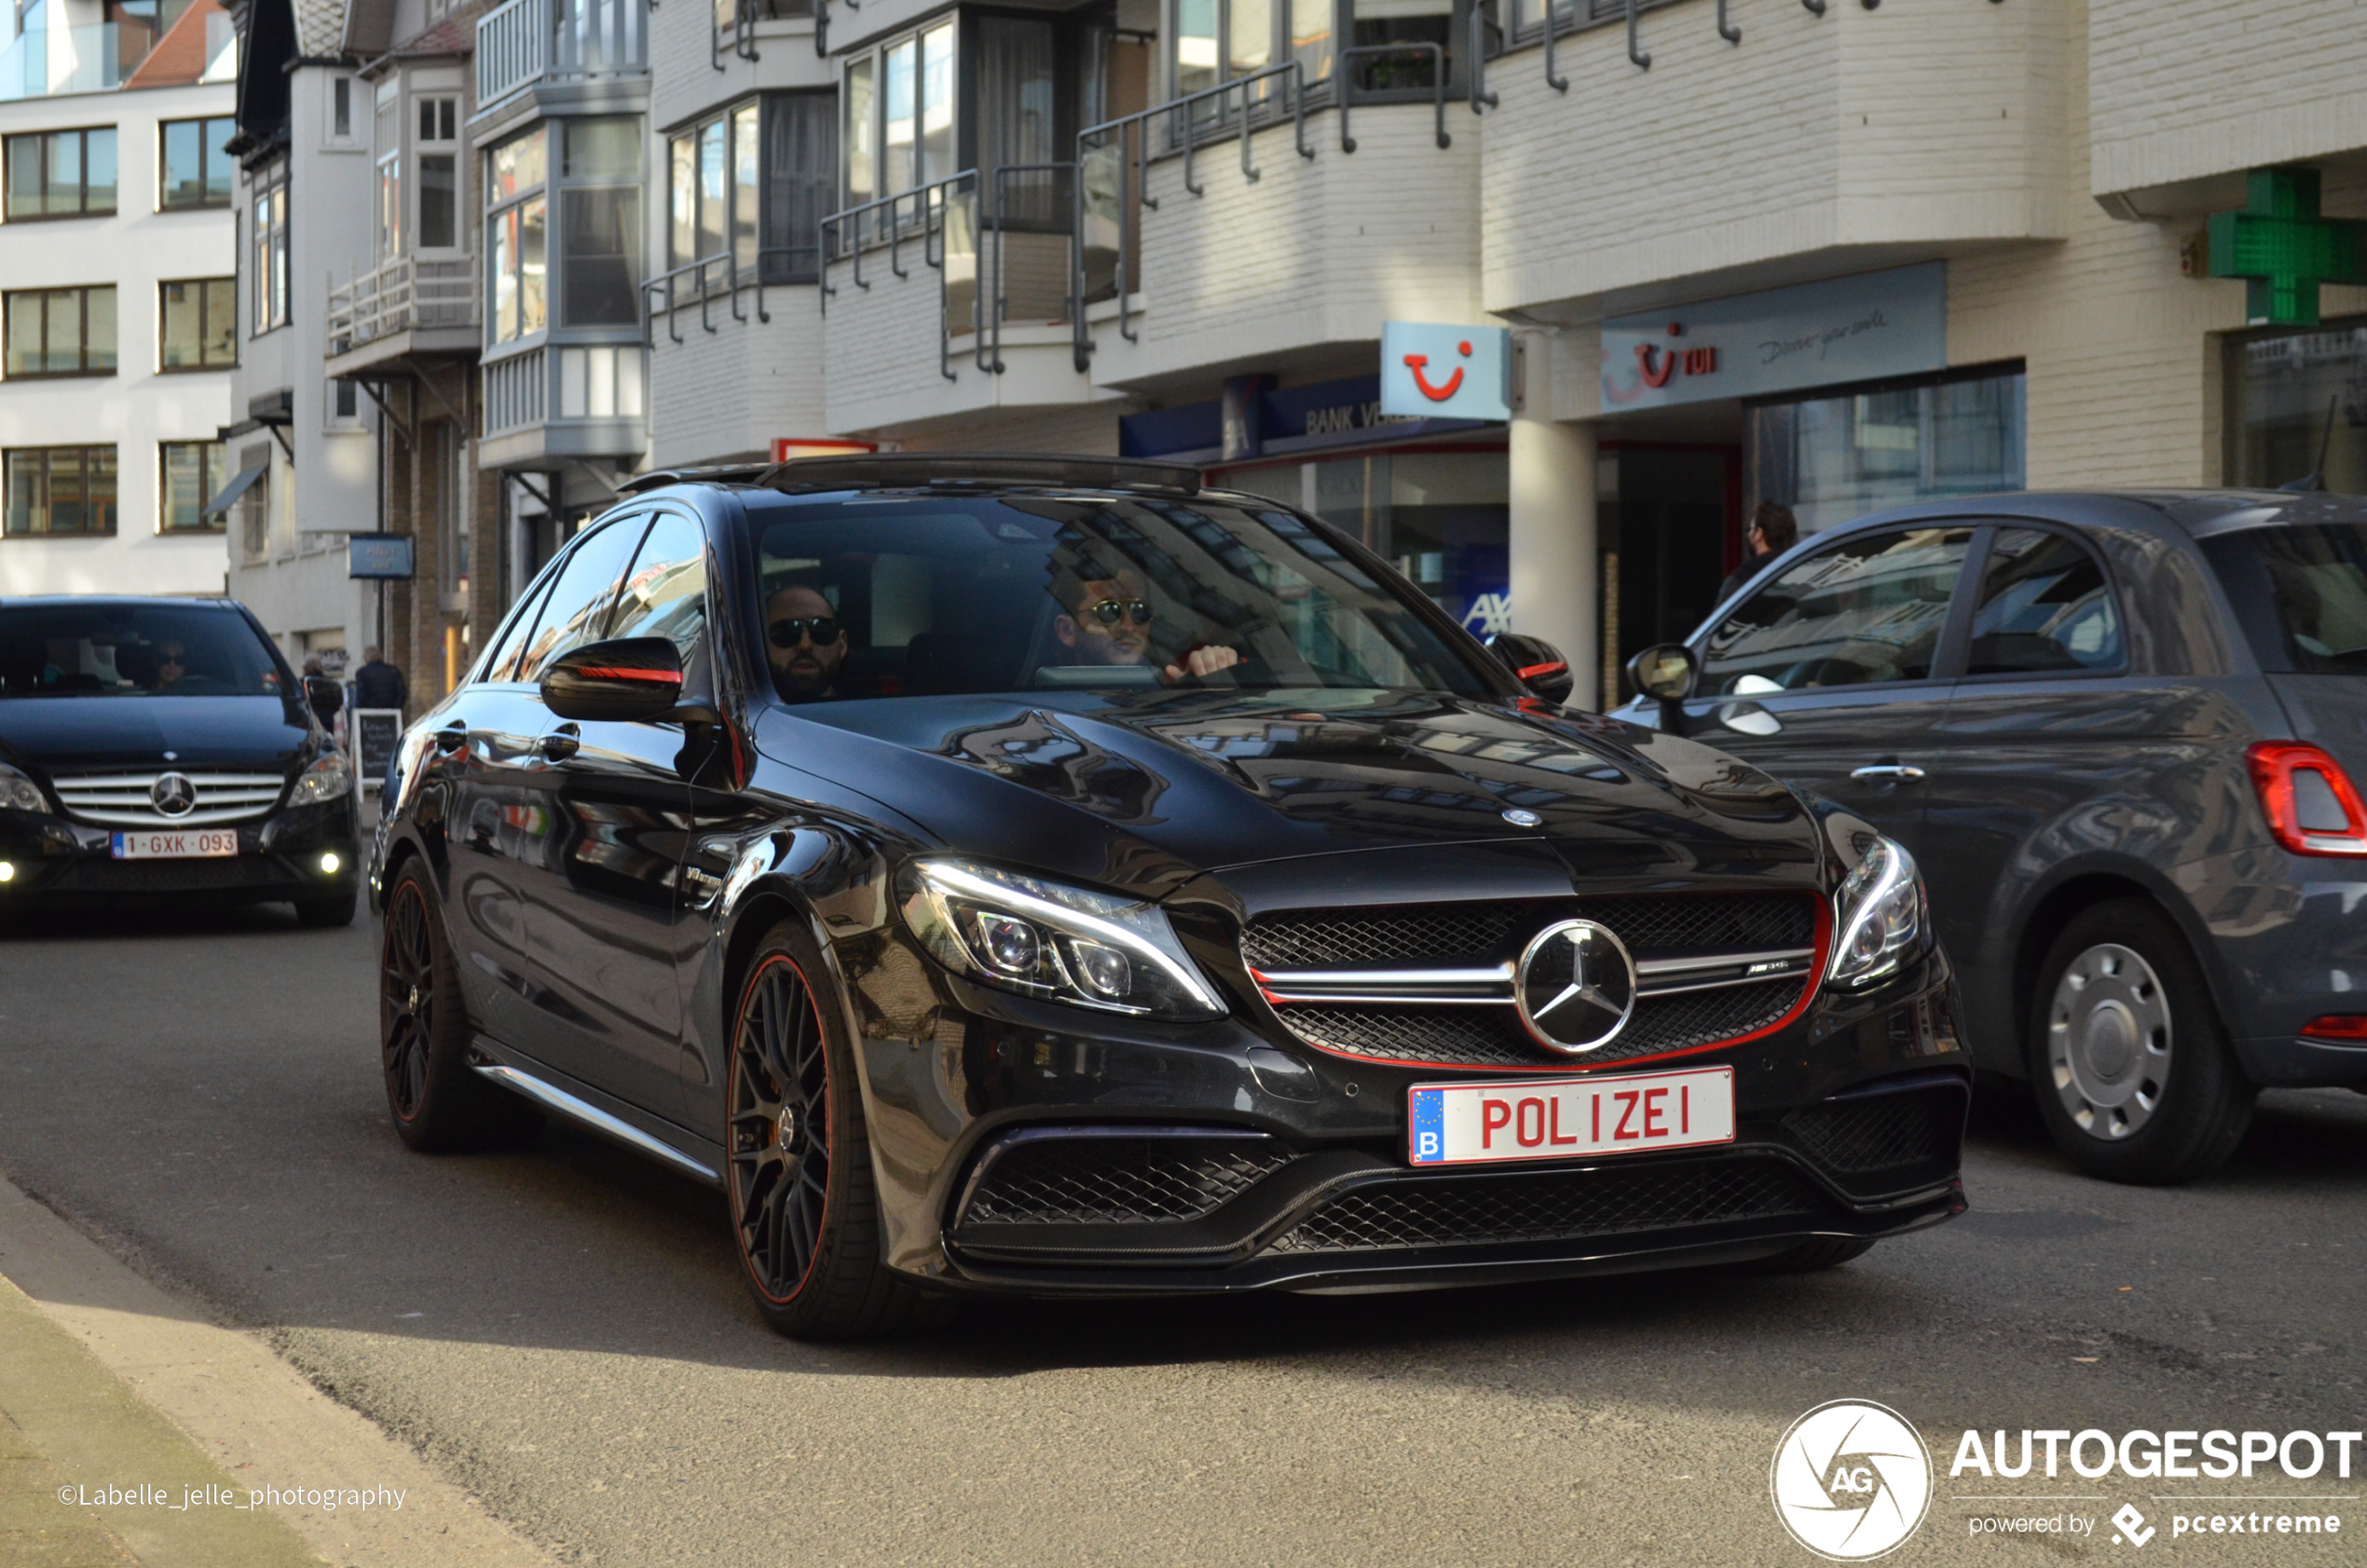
[347,535,415,580]
[1118,374,1489,460]
[1600,262,1946,411]
[1381,323,1512,422]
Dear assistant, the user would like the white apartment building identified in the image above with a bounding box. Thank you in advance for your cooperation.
[0,0,238,597]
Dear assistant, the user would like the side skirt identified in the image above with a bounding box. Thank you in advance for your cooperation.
[468,1034,724,1187]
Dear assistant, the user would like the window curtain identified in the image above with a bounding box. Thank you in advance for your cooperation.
[762,93,837,284]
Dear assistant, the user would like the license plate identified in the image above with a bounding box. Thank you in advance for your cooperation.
[111,829,239,859]
[1408,1067,1735,1166]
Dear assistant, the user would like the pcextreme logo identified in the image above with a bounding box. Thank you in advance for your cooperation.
[1772,1400,1936,1561]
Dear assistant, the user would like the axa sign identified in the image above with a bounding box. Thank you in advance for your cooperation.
[1380,322,1511,422]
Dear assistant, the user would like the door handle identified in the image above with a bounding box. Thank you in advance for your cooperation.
[432,722,467,754]
[1850,763,1926,783]
[538,724,581,762]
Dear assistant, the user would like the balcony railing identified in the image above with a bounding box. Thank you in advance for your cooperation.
[477,0,647,111]
[484,344,646,437]
[325,257,479,358]
[710,0,810,68]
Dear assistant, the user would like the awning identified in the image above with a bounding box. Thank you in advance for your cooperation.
[199,463,267,522]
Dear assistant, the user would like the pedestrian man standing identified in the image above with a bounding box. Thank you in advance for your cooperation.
[353,646,407,716]
[1717,501,1799,607]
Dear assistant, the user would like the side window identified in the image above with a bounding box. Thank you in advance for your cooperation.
[511,515,650,685]
[1700,526,1975,695]
[1965,527,2125,675]
[479,571,557,685]
[607,511,708,665]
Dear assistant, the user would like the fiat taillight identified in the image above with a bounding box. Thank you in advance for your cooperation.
[2246,741,2367,856]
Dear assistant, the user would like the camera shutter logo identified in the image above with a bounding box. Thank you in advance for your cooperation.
[150,772,198,819]
[1770,1400,1933,1561]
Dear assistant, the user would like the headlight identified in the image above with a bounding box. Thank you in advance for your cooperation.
[1828,834,1926,989]
[900,858,1225,1020]
[289,752,352,807]
[0,762,48,814]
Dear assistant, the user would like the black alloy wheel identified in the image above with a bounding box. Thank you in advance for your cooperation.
[379,866,541,1152]
[725,920,951,1340]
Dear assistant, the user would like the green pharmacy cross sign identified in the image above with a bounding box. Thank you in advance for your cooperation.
[2208,167,2367,328]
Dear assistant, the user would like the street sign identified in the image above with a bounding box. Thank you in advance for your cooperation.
[1380,323,1512,422]
[348,536,415,579]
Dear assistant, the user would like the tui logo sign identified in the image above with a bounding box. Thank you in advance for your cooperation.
[1380,322,1511,422]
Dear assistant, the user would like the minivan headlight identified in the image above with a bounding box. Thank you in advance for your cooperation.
[1827,834,1926,989]
[0,762,48,814]
[289,752,352,807]
[900,858,1225,1020]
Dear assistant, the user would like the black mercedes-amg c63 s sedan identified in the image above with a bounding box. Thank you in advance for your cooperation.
[371,454,1966,1339]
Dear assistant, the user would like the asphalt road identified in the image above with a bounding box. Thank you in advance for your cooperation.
[1,900,2362,1567]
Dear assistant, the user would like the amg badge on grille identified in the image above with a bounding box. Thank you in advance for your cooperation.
[1513,919,1637,1054]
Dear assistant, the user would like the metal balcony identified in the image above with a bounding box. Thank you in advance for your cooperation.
[476,0,647,113]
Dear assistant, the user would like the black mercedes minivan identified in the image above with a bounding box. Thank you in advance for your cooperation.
[0,596,361,924]
[372,455,1967,1339]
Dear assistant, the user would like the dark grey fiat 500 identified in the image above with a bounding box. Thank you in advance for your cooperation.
[1618,490,2367,1185]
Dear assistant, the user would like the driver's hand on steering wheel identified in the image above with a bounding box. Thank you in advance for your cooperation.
[1162,645,1241,684]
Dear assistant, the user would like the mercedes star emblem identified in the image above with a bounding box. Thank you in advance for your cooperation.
[150,771,198,819]
[1513,919,1637,1054]
[1501,807,1543,827]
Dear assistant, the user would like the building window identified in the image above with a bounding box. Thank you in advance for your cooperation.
[253,166,290,331]
[4,287,117,377]
[235,444,273,561]
[1174,0,1334,101]
[159,279,236,370]
[159,117,234,210]
[841,20,955,209]
[2227,322,2367,493]
[159,442,229,532]
[486,126,548,344]
[3,128,118,220]
[1748,365,2027,537]
[418,96,458,250]
[331,76,355,143]
[4,447,118,537]
[558,117,639,325]
[670,96,832,291]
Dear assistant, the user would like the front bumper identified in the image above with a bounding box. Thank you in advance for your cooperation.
[841,940,1967,1296]
[0,798,361,905]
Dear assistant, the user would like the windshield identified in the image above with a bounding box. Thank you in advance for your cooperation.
[745,493,1498,702]
[2205,525,2367,674]
[0,604,286,699]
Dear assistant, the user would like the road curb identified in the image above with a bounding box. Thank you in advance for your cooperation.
[0,1176,563,1568]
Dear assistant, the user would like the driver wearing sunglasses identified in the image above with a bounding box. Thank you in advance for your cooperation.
[1052,566,1239,684]
[763,585,849,702]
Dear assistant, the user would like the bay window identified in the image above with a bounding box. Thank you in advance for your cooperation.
[841,20,956,208]
[1172,0,1334,102]
[667,95,834,290]
[486,127,548,344]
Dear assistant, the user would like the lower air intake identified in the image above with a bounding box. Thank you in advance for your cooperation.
[959,1133,1293,1226]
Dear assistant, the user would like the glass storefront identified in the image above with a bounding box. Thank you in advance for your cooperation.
[2229,324,2367,492]
[1215,446,1509,636]
[1749,366,2026,535]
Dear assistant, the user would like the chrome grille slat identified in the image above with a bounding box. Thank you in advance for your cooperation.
[50,770,288,827]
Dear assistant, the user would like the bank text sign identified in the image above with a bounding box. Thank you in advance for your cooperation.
[1601,262,1946,411]
[1381,322,1511,422]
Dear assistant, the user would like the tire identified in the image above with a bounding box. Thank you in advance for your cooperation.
[2027,899,2253,1184]
[1738,1236,1876,1274]
[378,866,543,1152]
[294,885,358,928]
[724,920,951,1340]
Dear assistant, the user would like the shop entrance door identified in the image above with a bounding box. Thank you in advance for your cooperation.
[1603,446,1738,702]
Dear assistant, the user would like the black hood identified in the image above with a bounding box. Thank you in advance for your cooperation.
[0,696,312,773]
[757,689,1825,901]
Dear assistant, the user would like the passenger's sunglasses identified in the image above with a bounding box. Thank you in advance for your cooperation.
[1086,599,1153,627]
[768,617,841,648]
[158,652,185,666]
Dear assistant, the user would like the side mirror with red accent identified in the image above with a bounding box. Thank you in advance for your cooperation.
[540,637,686,724]
[1485,633,1576,706]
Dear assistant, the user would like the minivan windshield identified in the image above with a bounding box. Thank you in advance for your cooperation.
[2206,525,2367,673]
[0,604,285,698]
[745,493,1498,702]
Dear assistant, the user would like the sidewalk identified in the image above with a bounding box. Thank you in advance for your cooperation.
[0,1177,561,1568]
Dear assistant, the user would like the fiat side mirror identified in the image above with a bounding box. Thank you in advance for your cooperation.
[1486,633,1576,705]
[1625,643,1699,737]
[540,637,685,724]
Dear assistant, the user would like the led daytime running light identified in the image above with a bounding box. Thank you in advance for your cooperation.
[1827,836,1924,989]
[913,861,1224,1017]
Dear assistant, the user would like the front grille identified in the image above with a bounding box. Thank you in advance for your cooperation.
[1784,1086,1964,1176]
[1242,893,1814,970]
[1275,976,1804,1070]
[959,1135,1293,1226]
[1266,1157,1827,1253]
[50,770,285,827]
[47,855,287,893]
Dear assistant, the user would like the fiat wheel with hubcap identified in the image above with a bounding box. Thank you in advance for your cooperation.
[725,920,950,1340]
[2028,899,2252,1184]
